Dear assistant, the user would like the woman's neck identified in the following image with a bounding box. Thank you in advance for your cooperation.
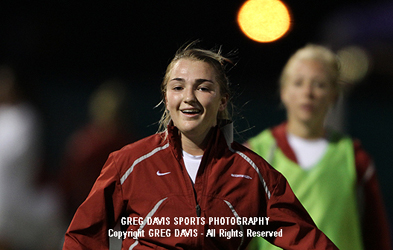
[287,119,325,139]
[180,129,212,156]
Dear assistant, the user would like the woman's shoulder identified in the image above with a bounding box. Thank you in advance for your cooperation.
[326,128,352,142]
[231,141,273,169]
[231,141,287,194]
[245,123,284,155]
[326,129,369,154]
[110,133,169,161]
[249,127,274,142]
[326,129,374,181]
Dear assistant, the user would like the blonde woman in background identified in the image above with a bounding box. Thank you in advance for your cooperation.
[246,44,391,250]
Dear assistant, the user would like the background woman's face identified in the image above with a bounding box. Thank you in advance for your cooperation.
[281,59,337,125]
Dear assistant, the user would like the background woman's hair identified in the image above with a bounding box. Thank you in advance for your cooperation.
[279,44,341,92]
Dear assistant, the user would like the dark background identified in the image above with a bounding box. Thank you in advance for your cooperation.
[1,0,392,240]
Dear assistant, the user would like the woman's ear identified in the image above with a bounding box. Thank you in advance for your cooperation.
[219,94,229,111]
[280,86,288,108]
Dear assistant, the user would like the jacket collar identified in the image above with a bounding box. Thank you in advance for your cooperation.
[166,120,234,160]
[219,120,233,147]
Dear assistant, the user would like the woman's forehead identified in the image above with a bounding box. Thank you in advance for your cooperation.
[287,59,330,76]
[169,59,217,79]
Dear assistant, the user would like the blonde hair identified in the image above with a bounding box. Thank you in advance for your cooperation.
[279,44,340,92]
[157,42,233,133]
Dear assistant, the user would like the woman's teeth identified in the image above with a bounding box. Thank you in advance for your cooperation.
[181,109,200,114]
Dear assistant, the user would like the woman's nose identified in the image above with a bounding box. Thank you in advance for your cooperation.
[184,88,196,102]
[303,83,314,97]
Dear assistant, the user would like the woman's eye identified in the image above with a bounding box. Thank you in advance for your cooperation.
[293,80,302,87]
[314,81,327,88]
[173,86,183,91]
[198,86,210,92]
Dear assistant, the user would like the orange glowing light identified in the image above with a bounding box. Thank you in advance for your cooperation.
[237,0,291,43]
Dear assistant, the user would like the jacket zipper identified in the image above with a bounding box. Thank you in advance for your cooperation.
[193,187,201,217]
[196,204,201,217]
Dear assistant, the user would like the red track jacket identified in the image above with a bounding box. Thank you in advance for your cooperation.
[63,123,338,250]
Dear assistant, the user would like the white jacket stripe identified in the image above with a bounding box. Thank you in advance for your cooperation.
[121,143,170,185]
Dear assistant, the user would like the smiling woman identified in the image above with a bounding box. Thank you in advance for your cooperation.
[63,41,339,250]
[161,47,230,155]
[158,43,232,133]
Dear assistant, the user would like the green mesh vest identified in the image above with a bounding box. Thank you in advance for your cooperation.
[247,129,364,250]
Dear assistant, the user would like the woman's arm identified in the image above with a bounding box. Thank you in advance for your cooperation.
[354,140,392,250]
[63,153,124,250]
[265,174,338,249]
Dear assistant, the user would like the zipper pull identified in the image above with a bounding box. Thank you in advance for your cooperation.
[196,204,201,217]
